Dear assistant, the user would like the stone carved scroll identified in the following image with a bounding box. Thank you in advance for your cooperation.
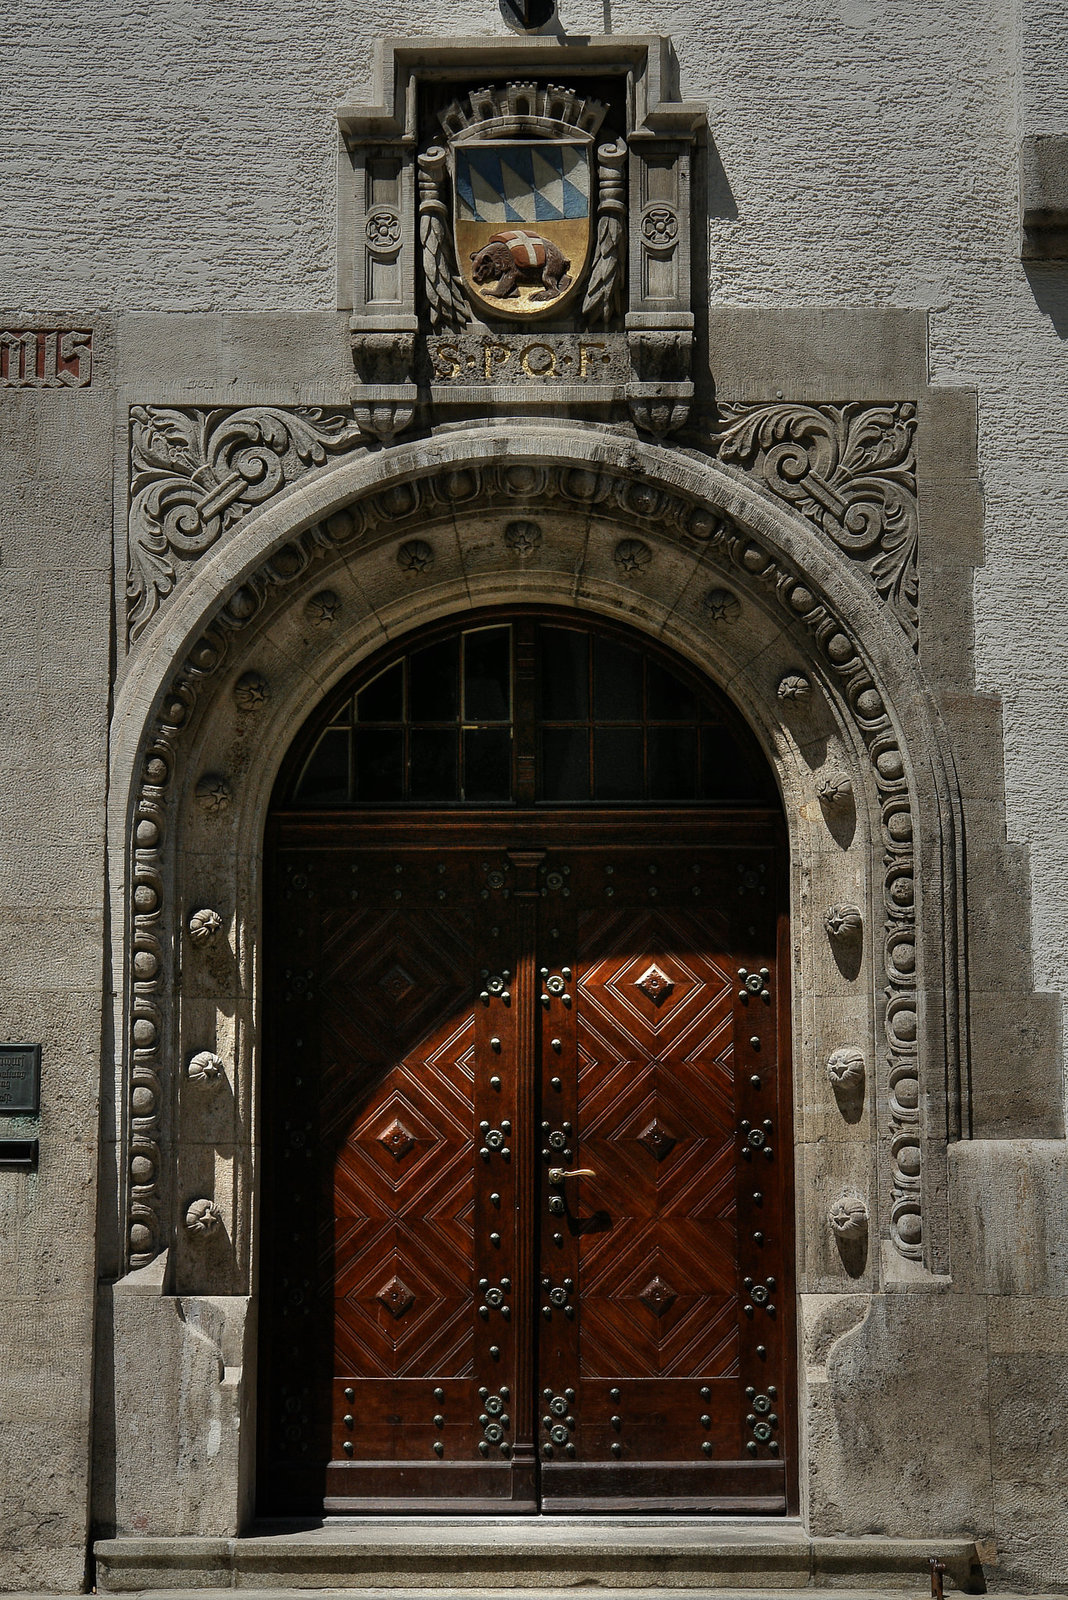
[418,146,472,332]
[126,406,363,643]
[713,402,919,643]
[122,444,931,1269]
[582,140,628,328]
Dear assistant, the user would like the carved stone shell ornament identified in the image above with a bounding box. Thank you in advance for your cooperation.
[184,1198,224,1237]
[703,587,741,624]
[827,1045,866,1091]
[233,671,270,712]
[777,672,812,702]
[305,589,341,626]
[398,539,434,573]
[503,520,542,556]
[187,1050,224,1084]
[817,773,853,807]
[825,904,863,941]
[830,1194,870,1241]
[614,539,652,577]
[187,908,223,947]
[194,772,231,813]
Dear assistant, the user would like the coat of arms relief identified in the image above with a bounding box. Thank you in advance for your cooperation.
[419,83,625,329]
[339,39,700,441]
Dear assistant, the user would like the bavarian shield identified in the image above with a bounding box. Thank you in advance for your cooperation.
[453,139,592,320]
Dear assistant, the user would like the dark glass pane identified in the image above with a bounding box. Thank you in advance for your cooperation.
[593,637,642,721]
[648,726,698,800]
[540,728,589,801]
[410,729,459,802]
[409,638,460,722]
[356,664,402,723]
[464,627,511,722]
[354,729,404,802]
[463,727,512,802]
[647,659,697,722]
[593,727,643,801]
[700,726,754,800]
[539,627,589,721]
[295,729,350,803]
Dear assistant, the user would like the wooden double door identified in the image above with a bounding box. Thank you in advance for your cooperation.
[259,814,794,1514]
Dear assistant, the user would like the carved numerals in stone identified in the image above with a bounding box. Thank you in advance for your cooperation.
[1,328,92,387]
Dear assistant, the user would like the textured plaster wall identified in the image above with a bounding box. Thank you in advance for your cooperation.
[2,0,1067,1053]
[0,391,113,1587]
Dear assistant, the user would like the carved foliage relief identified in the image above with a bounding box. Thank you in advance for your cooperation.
[125,401,920,646]
[713,402,918,642]
[124,452,926,1269]
[126,405,363,641]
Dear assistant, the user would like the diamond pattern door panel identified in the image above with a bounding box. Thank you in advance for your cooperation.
[536,846,791,1511]
[260,827,792,1516]
[258,847,532,1513]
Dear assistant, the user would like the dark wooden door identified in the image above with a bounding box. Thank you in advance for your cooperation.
[258,815,793,1515]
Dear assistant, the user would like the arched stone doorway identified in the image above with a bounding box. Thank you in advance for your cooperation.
[258,608,794,1514]
[103,423,968,1542]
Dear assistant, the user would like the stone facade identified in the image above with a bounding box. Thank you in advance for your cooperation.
[0,9,1066,1596]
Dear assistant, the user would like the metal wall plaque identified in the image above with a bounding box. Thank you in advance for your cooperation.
[0,1139,38,1169]
[0,1044,41,1113]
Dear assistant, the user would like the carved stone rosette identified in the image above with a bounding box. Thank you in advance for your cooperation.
[120,441,932,1269]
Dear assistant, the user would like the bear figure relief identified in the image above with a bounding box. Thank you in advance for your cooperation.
[470,229,572,302]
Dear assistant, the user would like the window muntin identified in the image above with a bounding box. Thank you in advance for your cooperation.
[287,617,775,808]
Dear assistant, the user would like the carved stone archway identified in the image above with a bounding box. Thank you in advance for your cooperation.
[103,422,968,1536]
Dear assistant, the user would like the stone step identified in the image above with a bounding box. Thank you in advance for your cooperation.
[92,1522,987,1593]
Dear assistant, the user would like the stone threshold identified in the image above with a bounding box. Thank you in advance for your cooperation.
[92,1521,987,1593]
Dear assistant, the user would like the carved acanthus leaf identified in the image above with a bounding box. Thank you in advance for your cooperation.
[712,402,918,642]
[126,405,362,643]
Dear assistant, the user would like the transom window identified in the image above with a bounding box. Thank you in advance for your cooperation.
[277,615,776,808]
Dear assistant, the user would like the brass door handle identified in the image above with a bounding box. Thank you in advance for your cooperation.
[548,1167,596,1187]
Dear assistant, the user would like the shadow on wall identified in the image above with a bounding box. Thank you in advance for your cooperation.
[1025,264,1068,338]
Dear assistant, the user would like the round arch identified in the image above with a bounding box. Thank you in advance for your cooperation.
[108,423,965,1305]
